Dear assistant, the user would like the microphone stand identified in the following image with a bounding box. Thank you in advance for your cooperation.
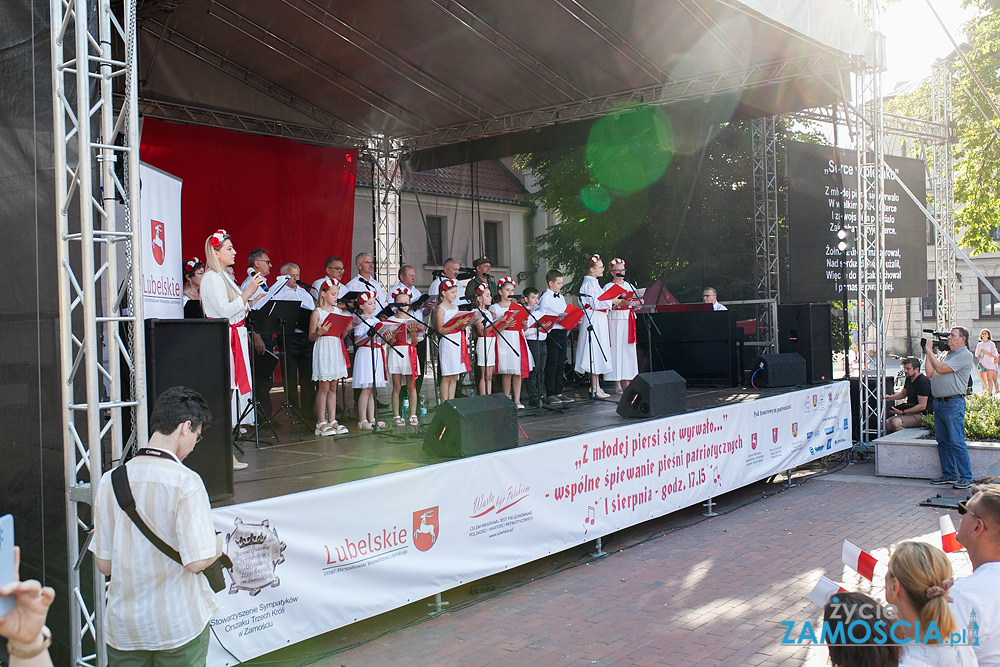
[348,302,403,434]
[572,287,608,400]
[358,276,386,311]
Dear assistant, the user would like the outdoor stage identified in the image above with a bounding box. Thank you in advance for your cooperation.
[206,379,852,665]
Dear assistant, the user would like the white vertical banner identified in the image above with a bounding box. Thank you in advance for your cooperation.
[139,162,183,319]
[206,382,852,665]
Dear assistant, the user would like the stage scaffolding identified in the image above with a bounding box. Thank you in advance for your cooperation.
[751,116,779,354]
[50,0,144,664]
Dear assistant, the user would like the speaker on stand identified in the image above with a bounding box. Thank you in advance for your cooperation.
[778,303,833,384]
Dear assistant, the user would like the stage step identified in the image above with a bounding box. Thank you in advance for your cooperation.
[874,428,1000,479]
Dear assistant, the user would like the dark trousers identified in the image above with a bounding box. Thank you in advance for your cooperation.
[544,329,567,397]
[280,332,315,415]
[525,337,547,404]
[415,338,427,393]
[251,333,275,419]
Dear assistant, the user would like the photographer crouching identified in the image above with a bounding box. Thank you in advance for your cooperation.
[884,356,931,434]
[924,326,975,490]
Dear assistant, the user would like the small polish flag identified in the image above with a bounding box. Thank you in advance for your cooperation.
[940,515,962,553]
[842,540,878,581]
[808,575,848,608]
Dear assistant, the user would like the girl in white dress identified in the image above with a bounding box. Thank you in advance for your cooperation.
[309,278,350,436]
[604,258,640,393]
[387,287,420,426]
[473,282,497,395]
[574,254,619,399]
[492,277,533,408]
[435,278,471,401]
[199,229,263,471]
[352,292,387,430]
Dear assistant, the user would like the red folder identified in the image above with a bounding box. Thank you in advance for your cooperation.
[321,311,354,337]
[558,304,585,331]
[442,311,477,330]
[535,314,561,333]
[599,283,628,300]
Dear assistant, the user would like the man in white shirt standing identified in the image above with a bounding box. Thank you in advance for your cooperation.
[91,387,222,666]
[273,263,317,417]
[538,269,574,405]
[241,248,274,419]
[344,252,387,310]
[428,258,467,307]
[702,286,727,311]
[311,255,346,299]
[952,484,1000,667]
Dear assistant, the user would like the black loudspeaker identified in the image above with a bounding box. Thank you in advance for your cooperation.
[616,371,686,418]
[779,303,833,384]
[755,353,807,388]
[423,394,518,458]
[145,319,233,500]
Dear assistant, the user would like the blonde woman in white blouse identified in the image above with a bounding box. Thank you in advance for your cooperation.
[200,229,264,471]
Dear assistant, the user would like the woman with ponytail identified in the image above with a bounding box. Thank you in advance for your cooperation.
[885,541,978,666]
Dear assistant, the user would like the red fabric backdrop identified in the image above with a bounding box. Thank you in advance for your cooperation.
[140,119,356,285]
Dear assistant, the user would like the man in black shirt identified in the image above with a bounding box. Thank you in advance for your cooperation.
[884,356,932,433]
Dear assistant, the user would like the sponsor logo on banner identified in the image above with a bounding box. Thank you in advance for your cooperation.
[751,433,758,450]
[413,507,439,552]
[792,422,798,437]
[772,427,779,444]
[843,418,849,431]
[151,219,166,265]
[224,519,286,596]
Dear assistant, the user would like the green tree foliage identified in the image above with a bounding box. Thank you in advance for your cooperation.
[515,112,817,301]
[887,4,1000,254]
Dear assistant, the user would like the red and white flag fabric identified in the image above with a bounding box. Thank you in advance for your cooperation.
[842,540,878,581]
[808,575,847,608]
[940,515,962,553]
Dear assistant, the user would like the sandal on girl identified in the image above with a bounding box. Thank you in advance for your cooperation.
[358,419,372,430]
[374,420,388,430]
[408,415,419,426]
[393,416,406,427]
[314,421,328,435]
[319,423,337,436]
[330,421,349,434]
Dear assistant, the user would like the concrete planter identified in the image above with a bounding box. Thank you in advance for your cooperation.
[874,428,1000,479]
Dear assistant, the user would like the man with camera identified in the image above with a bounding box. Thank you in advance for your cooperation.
[924,327,976,490]
[884,356,932,434]
[90,387,223,665]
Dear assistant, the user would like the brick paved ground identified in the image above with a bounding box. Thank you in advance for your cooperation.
[265,460,974,667]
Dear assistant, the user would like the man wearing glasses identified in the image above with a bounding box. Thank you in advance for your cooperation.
[925,326,976,489]
[952,485,1000,666]
[312,255,346,298]
[702,287,726,311]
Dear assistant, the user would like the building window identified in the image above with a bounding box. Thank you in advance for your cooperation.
[426,215,445,265]
[980,277,1000,319]
[484,220,500,266]
[922,280,936,321]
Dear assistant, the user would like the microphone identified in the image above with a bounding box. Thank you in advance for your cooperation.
[296,280,313,289]
[247,267,256,277]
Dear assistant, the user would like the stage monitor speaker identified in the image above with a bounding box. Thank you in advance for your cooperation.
[778,303,833,384]
[755,353,807,388]
[145,319,233,500]
[423,393,518,458]
[616,371,686,418]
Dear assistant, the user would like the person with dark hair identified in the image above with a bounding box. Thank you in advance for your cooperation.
[926,326,976,489]
[523,287,547,406]
[90,387,222,666]
[538,269,573,404]
[885,540,978,666]
[311,255,346,297]
[952,484,1000,667]
[182,257,205,318]
[885,357,932,434]
[823,592,902,667]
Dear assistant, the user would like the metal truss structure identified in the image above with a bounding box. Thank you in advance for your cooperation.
[366,138,403,290]
[852,0,887,445]
[51,0,144,664]
[930,60,957,331]
[751,115,779,353]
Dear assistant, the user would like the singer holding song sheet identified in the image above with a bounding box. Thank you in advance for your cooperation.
[604,258,640,393]
[200,229,263,471]
[435,278,472,401]
[309,278,350,436]
[344,252,387,312]
[574,254,616,399]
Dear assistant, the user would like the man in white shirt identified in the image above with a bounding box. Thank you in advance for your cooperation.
[428,258,467,307]
[91,387,221,665]
[389,264,427,391]
[241,248,274,419]
[951,484,1000,667]
[344,252,387,310]
[702,286,727,311]
[538,269,574,404]
[273,263,317,416]
[311,255,346,299]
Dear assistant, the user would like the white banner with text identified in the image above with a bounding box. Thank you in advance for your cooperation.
[207,382,852,664]
[139,162,184,319]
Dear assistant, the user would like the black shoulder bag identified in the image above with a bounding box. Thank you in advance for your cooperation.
[111,462,232,593]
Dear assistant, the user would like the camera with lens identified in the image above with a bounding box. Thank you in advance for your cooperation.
[921,329,951,353]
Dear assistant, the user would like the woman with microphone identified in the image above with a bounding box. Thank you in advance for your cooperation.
[604,258,640,394]
[200,229,264,471]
